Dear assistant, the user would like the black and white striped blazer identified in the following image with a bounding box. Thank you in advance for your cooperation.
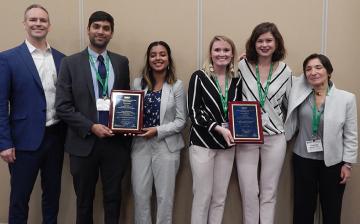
[188,70,242,149]
[239,59,292,135]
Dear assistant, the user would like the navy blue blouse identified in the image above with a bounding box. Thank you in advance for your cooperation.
[143,90,162,128]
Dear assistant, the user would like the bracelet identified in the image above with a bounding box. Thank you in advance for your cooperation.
[344,163,352,170]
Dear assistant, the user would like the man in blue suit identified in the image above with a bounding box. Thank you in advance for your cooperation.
[0,4,65,224]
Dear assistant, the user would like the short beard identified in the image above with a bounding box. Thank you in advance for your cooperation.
[89,38,109,51]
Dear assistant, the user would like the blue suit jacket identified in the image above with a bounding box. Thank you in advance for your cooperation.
[0,42,65,151]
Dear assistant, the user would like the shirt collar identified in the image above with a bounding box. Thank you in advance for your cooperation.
[25,39,51,54]
[87,46,108,60]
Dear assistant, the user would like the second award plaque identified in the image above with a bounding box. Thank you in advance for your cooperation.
[109,90,144,133]
[228,101,264,144]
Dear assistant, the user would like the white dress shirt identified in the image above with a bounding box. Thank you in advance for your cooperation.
[25,39,58,126]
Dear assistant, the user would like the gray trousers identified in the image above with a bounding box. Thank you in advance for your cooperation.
[189,145,235,224]
[131,137,180,224]
[235,134,286,224]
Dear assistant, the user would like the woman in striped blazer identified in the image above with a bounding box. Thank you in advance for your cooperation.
[235,22,292,224]
[188,35,241,224]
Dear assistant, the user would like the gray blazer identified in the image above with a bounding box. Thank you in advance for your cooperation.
[285,75,358,166]
[56,49,131,156]
[132,78,187,152]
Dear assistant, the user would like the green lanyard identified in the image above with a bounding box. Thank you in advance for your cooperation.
[256,63,273,108]
[311,88,329,136]
[89,55,110,97]
[215,77,229,119]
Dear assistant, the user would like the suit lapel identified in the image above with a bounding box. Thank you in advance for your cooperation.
[322,85,337,149]
[81,49,96,101]
[288,75,312,114]
[108,51,118,89]
[18,43,43,91]
[323,84,336,125]
[51,49,62,74]
[160,82,170,124]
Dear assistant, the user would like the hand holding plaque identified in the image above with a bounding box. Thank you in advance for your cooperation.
[109,90,144,133]
[228,101,264,144]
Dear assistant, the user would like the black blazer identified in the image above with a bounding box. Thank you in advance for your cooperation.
[188,70,242,149]
[55,49,131,156]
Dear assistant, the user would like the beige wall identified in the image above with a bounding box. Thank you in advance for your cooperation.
[327,1,360,224]
[0,0,359,223]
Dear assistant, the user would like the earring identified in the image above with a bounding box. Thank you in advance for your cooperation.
[209,63,214,73]
[230,63,234,74]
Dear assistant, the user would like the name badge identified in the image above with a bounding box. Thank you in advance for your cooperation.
[96,98,110,111]
[221,122,229,130]
[306,138,323,153]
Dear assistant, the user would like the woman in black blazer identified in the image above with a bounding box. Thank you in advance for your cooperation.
[188,35,241,224]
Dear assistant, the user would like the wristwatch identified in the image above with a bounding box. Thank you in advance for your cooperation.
[344,162,352,170]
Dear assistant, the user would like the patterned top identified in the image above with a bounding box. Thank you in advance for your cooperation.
[143,89,162,128]
[238,59,292,135]
[188,70,242,149]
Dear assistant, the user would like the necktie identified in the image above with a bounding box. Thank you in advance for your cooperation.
[98,55,107,82]
[97,55,109,126]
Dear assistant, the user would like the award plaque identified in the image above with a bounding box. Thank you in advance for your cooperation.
[228,101,264,144]
[109,90,144,133]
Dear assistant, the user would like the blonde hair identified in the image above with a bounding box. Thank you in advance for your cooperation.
[24,4,49,22]
[203,35,237,78]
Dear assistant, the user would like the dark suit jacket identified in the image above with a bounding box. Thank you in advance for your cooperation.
[55,48,131,156]
[0,42,65,151]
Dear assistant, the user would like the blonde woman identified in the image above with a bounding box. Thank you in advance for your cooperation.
[188,35,241,224]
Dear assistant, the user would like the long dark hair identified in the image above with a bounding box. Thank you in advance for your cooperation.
[141,41,176,90]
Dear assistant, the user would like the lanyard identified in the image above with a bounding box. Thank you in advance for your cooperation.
[256,63,273,108]
[215,77,229,119]
[311,88,329,136]
[89,55,110,97]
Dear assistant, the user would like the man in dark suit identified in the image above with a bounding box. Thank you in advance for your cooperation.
[0,4,65,224]
[55,11,131,224]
